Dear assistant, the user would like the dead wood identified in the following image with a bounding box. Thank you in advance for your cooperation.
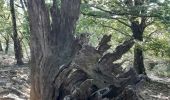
[97,35,112,54]
[51,35,142,100]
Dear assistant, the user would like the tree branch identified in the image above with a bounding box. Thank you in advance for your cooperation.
[99,38,134,64]
[97,35,112,54]
[112,18,131,28]
[94,21,131,37]
[82,12,131,27]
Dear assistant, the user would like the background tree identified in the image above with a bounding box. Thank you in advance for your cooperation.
[10,0,24,65]
[0,1,11,54]
[4,33,9,54]
[80,0,169,75]
[0,40,3,51]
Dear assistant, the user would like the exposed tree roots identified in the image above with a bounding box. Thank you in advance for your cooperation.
[52,35,146,100]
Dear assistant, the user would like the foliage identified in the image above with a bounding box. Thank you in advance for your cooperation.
[145,38,170,57]
[0,0,12,42]
[77,0,170,58]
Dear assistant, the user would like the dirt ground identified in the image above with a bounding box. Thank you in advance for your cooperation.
[0,53,30,100]
[138,78,170,100]
[0,52,170,100]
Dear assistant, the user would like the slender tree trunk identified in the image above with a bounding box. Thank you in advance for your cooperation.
[5,35,9,54]
[0,41,3,51]
[10,0,24,65]
[5,40,9,54]
[131,21,146,75]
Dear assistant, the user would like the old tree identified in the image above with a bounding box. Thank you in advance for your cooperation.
[28,0,147,100]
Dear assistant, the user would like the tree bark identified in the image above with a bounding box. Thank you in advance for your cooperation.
[10,0,24,65]
[0,41,3,51]
[28,0,143,100]
[5,35,9,54]
[131,21,146,75]
[28,0,81,100]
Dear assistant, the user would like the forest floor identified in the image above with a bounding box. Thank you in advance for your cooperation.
[0,52,30,100]
[0,52,170,100]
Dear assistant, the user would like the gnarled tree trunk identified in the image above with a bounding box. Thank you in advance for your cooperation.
[28,0,81,99]
[28,0,144,100]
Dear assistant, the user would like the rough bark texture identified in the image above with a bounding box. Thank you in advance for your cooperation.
[10,0,24,65]
[28,0,80,100]
[28,0,144,100]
